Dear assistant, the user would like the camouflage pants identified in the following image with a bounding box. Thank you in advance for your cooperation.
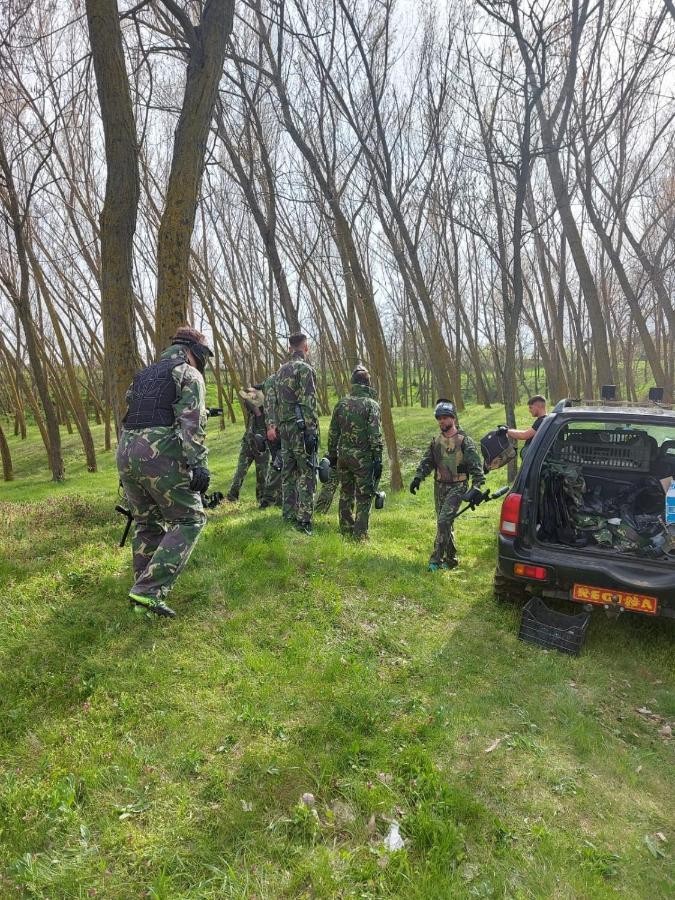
[430,481,466,565]
[338,453,375,538]
[117,436,206,601]
[228,436,268,501]
[260,462,282,506]
[279,423,315,523]
[314,467,339,514]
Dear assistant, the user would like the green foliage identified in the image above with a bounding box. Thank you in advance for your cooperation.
[0,405,673,898]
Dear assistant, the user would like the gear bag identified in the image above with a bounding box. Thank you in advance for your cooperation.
[481,428,516,473]
[123,358,182,429]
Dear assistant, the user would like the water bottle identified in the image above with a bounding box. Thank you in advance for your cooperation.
[666,481,675,525]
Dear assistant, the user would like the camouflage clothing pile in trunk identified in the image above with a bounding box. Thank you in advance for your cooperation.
[116,344,208,601]
[327,383,383,538]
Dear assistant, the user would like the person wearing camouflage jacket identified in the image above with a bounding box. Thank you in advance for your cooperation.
[274,332,319,533]
[116,326,212,617]
[327,366,383,539]
[226,387,269,502]
[410,400,485,571]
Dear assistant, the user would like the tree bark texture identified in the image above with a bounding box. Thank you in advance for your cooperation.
[85,0,143,431]
[155,0,236,349]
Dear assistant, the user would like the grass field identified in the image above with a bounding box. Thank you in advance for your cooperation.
[0,404,673,899]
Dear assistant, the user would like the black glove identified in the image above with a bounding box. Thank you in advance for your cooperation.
[497,424,509,433]
[461,486,484,507]
[189,465,210,493]
[410,476,421,495]
[372,458,383,482]
[207,407,223,418]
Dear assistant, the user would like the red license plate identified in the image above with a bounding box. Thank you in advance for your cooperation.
[572,583,659,615]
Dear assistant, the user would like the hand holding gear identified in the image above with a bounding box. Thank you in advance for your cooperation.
[189,465,211,494]
[328,454,338,469]
[410,476,421,495]
[461,486,484,507]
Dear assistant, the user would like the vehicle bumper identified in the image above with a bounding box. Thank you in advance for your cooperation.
[497,535,675,619]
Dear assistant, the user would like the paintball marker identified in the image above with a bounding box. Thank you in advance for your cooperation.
[452,484,510,522]
[207,407,223,418]
[253,431,283,471]
[115,491,224,547]
[115,504,133,548]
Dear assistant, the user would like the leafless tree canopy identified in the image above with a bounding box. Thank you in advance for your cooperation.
[1,0,674,483]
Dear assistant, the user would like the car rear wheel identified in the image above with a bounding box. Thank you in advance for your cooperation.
[493,569,528,604]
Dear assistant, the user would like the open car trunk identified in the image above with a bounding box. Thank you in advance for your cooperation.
[535,422,675,563]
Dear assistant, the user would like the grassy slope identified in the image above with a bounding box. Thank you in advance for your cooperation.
[0,405,673,899]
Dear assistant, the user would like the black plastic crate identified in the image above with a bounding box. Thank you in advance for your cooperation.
[558,429,652,472]
[518,597,591,656]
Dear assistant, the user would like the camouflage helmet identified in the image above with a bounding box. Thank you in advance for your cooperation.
[351,365,370,385]
[434,399,457,419]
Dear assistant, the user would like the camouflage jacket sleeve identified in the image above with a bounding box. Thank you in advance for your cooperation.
[327,401,343,459]
[463,435,486,487]
[298,362,318,428]
[173,364,208,468]
[368,401,383,460]
[415,440,436,482]
[263,377,278,429]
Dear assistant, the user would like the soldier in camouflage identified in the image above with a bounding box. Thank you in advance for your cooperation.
[274,332,318,534]
[410,400,485,571]
[226,387,269,502]
[259,374,283,509]
[327,366,383,539]
[116,326,212,617]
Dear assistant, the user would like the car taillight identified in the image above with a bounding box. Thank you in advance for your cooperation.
[499,492,522,536]
[513,563,548,580]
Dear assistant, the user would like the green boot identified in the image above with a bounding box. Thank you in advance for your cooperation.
[129,593,176,618]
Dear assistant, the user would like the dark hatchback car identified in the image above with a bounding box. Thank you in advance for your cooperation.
[495,400,675,620]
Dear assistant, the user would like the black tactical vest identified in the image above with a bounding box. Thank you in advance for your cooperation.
[123,357,182,429]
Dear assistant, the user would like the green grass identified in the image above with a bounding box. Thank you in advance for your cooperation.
[0,405,673,898]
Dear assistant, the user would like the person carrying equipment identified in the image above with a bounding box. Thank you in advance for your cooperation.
[116,326,213,618]
[409,400,485,571]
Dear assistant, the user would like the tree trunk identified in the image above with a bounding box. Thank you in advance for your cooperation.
[155,0,236,349]
[85,0,143,430]
[0,419,13,481]
[0,134,64,480]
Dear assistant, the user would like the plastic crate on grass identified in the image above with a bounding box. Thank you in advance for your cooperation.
[518,596,591,656]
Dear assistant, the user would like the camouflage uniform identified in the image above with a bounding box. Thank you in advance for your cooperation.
[327,384,383,538]
[227,402,268,502]
[414,430,484,566]
[275,350,318,524]
[260,374,282,507]
[314,468,339,514]
[116,344,207,601]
